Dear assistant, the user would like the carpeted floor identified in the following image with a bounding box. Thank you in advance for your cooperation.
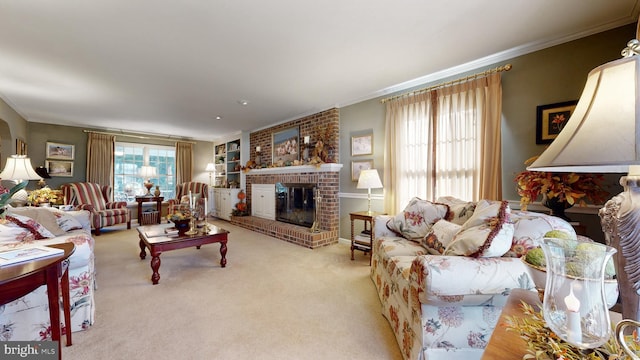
[63,220,402,360]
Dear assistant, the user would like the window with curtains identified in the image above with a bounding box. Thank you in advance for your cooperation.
[113,142,176,201]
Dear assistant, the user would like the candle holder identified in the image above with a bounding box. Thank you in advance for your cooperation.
[185,207,199,235]
[541,238,616,350]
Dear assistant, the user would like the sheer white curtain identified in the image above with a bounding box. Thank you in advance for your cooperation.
[384,73,503,214]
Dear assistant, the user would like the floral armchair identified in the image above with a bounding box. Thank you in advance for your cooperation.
[166,182,208,220]
[61,182,131,235]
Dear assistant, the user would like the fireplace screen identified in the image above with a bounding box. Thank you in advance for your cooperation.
[275,182,316,227]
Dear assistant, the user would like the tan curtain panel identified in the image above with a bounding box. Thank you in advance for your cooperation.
[86,132,115,187]
[175,141,193,184]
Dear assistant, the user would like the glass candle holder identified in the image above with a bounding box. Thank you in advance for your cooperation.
[541,238,616,350]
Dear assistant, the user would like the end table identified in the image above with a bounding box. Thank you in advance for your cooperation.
[350,211,385,265]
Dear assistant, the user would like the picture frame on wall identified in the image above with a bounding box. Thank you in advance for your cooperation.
[536,100,578,144]
[272,126,300,164]
[16,139,27,155]
[351,134,373,156]
[46,142,75,160]
[351,160,373,182]
[46,160,73,177]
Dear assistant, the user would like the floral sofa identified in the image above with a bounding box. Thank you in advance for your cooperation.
[0,206,95,341]
[371,196,577,360]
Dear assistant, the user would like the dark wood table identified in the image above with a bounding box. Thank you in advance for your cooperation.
[137,223,229,285]
[135,196,164,224]
[0,242,75,359]
[350,211,385,265]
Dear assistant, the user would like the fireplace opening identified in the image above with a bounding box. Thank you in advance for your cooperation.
[275,182,316,227]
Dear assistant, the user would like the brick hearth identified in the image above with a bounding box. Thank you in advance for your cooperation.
[230,215,336,249]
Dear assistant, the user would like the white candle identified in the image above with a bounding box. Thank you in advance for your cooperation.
[204,197,208,217]
[256,146,261,152]
[189,191,193,208]
[564,283,582,344]
[304,136,310,144]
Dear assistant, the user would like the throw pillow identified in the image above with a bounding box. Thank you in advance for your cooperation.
[44,207,84,232]
[3,213,56,240]
[7,207,66,236]
[386,197,448,240]
[436,196,476,225]
[421,219,461,255]
[444,200,514,257]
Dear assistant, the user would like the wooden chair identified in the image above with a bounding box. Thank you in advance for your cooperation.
[61,182,131,235]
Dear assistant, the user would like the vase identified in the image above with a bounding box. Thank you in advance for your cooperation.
[540,238,616,350]
[172,218,191,236]
[542,195,573,222]
[154,186,161,197]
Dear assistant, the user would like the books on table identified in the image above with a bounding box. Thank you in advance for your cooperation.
[0,245,64,267]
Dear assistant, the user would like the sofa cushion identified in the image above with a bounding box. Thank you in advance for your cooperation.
[386,197,448,240]
[444,200,513,257]
[436,196,477,225]
[421,219,461,255]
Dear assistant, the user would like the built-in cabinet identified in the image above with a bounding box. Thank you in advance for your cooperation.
[251,184,275,220]
[213,139,241,188]
[212,188,240,221]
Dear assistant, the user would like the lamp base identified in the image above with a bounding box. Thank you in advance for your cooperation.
[144,181,153,196]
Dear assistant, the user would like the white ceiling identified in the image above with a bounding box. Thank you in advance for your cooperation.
[0,1,638,141]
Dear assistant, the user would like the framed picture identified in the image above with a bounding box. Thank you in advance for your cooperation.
[46,160,73,177]
[351,134,373,156]
[351,160,373,182]
[46,142,75,160]
[536,101,578,144]
[16,139,27,155]
[272,126,300,164]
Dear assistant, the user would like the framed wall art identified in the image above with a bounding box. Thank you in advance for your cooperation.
[46,142,75,160]
[46,160,73,177]
[16,139,27,155]
[536,100,578,144]
[351,134,373,156]
[351,160,373,182]
[272,126,300,164]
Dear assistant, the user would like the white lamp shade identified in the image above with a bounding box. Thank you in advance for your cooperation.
[0,155,42,181]
[139,165,157,178]
[205,163,216,172]
[357,169,383,189]
[529,55,640,173]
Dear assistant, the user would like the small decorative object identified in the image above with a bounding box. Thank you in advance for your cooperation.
[232,190,248,216]
[514,156,608,219]
[154,186,161,197]
[27,188,62,206]
[168,211,191,236]
[540,237,616,350]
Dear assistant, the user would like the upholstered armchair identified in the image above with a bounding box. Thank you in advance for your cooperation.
[61,182,131,235]
[167,182,209,220]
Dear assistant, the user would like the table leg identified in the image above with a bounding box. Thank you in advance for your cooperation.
[156,199,162,223]
[350,218,355,260]
[61,261,72,346]
[219,241,227,268]
[139,239,147,260]
[150,255,161,285]
[45,268,61,360]
[137,201,143,225]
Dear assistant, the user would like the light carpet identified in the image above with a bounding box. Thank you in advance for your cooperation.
[63,220,402,360]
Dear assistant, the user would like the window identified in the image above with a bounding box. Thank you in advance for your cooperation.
[114,142,176,202]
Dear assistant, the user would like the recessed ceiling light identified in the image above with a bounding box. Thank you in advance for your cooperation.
[215,116,222,120]
[237,100,249,106]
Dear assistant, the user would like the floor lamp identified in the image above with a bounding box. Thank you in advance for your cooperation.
[205,163,215,187]
[528,31,640,322]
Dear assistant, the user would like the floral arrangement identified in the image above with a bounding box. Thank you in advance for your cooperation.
[27,188,62,205]
[504,301,636,359]
[514,156,609,210]
[167,210,191,222]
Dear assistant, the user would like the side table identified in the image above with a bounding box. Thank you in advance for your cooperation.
[135,196,164,224]
[0,242,75,359]
[350,211,385,265]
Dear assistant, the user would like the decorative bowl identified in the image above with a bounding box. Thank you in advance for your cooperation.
[171,218,191,235]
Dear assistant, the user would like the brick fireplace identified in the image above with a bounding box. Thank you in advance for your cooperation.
[230,164,342,248]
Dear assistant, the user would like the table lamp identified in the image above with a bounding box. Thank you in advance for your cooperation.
[527,26,640,322]
[0,155,42,206]
[205,163,215,187]
[357,169,383,214]
[138,165,157,196]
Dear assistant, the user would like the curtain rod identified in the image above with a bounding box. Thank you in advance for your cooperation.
[83,130,197,144]
[380,63,513,104]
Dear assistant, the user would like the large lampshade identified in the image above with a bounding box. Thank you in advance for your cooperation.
[0,155,42,181]
[529,54,640,173]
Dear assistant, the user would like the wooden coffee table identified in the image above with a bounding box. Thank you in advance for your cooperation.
[137,223,229,285]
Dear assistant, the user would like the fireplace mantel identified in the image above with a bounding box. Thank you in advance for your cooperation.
[247,163,342,175]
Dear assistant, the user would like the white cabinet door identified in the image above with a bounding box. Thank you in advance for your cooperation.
[213,188,240,221]
[251,184,275,220]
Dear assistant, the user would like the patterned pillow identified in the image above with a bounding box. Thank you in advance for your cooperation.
[386,197,448,240]
[505,210,576,258]
[44,207,84,232]
[7,207,66,236]
[436,196,476,225]
[0,213,56,246]
[421,219,461,255]
[444,200,514,257]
